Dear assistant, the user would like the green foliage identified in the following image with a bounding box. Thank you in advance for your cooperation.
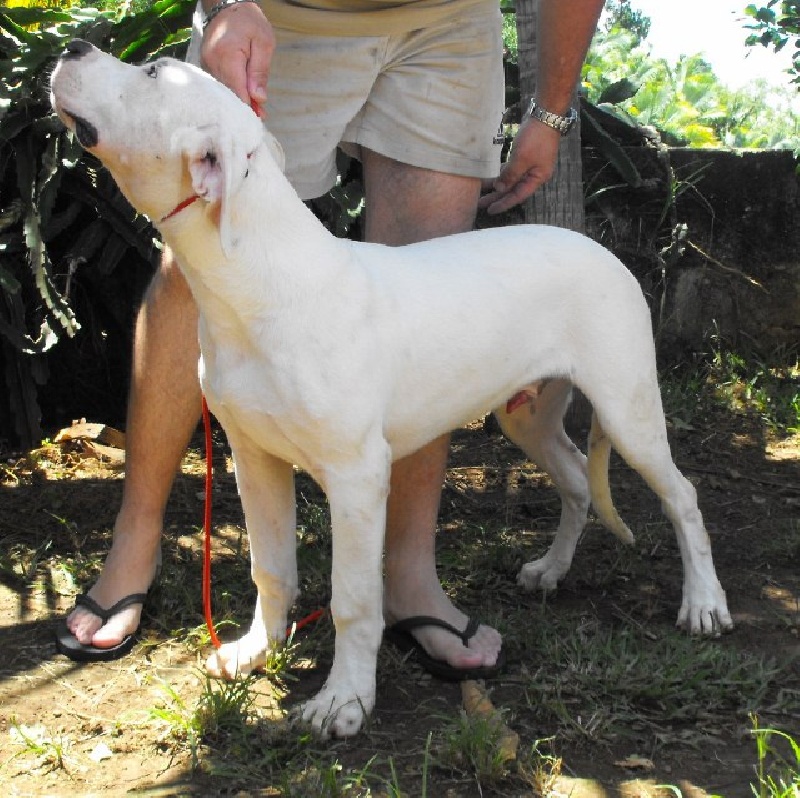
[501,4,517,64]
[660,341,800,435]
[745,1,800,84]
[750,716,800,797]
[0,0,194,448]
[583,24,800,149]
[602,0,651,43]
[709,346,800,434]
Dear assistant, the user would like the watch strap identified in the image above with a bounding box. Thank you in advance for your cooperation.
[527,99,578,136]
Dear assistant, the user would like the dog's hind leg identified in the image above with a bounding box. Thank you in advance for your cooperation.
[495,379,597,593]
[587,376,732,635]
[206,439,297,679]
[299,441,391,739]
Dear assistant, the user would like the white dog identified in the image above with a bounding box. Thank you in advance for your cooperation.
[51,41,732,738]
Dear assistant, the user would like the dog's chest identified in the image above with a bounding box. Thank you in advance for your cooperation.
[198,345,348,473]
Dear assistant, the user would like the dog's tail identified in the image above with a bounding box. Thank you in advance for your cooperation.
[587,413,635,545]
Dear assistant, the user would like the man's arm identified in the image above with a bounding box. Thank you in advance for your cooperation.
[480,0,605,215]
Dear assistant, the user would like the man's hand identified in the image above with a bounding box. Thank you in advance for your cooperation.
[479,118,562,215]
[201,2,275,117]
[481,0,604,215]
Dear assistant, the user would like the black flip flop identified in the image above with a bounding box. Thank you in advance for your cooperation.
[384,615,505,681]
[54,592,148,663]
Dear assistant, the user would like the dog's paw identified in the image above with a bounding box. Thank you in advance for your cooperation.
[296,684,374,739]
[205,635,267,679]
[517,555,571,592]
[676,585,733,636]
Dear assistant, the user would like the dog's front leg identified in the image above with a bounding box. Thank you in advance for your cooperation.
[206,438,297,678]
[299,445,391,739]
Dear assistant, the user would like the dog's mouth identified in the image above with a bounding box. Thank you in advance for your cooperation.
[63,110,99,148]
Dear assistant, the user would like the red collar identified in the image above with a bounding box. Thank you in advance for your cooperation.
[160,194,200,223]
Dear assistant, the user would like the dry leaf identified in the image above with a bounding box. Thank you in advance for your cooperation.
[461,680,519,762]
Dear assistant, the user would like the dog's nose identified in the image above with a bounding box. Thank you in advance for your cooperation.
[62,39,93,60]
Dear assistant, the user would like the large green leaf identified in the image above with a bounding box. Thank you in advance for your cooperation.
[0,2,193,447]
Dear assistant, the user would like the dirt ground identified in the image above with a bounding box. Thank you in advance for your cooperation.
[0,400,798,796]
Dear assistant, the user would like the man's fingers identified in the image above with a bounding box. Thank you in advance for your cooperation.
[245,29,274,116]
[479,172,542,215]
[219,51,251,106]
[202,41,250,104]
[480,189,525,216]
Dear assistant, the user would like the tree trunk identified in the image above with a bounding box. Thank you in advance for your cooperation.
[516,0,585,233]
[516,0,590,431]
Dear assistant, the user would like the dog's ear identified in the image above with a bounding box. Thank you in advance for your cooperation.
[171,125,250,255]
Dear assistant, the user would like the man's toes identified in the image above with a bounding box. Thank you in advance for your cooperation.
[72,605,141,648]
[92,616,135,648]
[68,609,103,644]
[424,624,501,669]
[466,625,502,666]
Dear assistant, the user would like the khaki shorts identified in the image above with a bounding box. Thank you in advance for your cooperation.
[189,3,505,200]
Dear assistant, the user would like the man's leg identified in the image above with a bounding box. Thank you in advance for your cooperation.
[66,250,201,647]
[362,149,503,670]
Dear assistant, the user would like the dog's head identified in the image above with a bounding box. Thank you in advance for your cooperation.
[50,40,278,254]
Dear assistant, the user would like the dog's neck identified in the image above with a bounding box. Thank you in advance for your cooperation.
[158,135,352,335]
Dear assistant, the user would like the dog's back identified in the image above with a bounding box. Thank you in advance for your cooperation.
[339,225,654,453]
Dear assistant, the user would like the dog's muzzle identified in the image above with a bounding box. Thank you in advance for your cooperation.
[55,40,100,148]
[64,111,99,148]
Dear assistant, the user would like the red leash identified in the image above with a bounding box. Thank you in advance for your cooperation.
[200,97,326,648]
[202,396,222,649]
[201,396,324,649]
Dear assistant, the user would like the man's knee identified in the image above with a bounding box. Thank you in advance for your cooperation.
[147,246,195,307]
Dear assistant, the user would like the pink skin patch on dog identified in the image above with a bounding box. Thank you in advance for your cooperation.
[505,391,529,414]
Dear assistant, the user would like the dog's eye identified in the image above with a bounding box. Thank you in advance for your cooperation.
[144,63,159,79]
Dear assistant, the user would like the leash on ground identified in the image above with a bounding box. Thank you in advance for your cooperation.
[202,396,223,649]
[201,396,325,650]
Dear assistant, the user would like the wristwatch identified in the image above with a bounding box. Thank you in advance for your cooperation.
[526,99,578,136]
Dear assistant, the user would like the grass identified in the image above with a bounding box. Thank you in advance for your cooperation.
[150,671,265,770]
[7,720,72,774]
[435,707,565,793]
[710,347,800,435]
[136,603,795,793]
[660,342,800,435]
[151,691,410,795]
[436,707,515,785]
[750,717,800,798]
[515,615,786,745]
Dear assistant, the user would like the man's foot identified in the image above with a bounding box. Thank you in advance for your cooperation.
[385,615,505,680]
[56,593,148,662]
[383,582,503,676]
[66,525,161,649]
